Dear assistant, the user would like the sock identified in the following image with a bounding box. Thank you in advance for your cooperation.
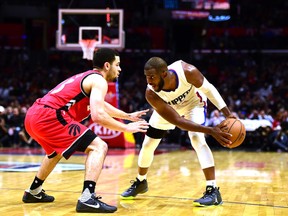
[82,180,96,194]
[80,188,92,202]
[137,174,147,182]
[29,176,44,195]
[30,176,44,190]
[206,180,217,188]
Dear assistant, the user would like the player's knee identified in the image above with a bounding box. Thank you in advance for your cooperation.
[86,138,108,154]
[188,132,207,148]
[142,135,161,151]
[138,138,159,167]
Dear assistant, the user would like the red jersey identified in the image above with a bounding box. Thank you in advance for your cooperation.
[25,70,101,159]
[36,70,101,122]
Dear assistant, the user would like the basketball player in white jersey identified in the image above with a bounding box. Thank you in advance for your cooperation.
[121,57,235,206]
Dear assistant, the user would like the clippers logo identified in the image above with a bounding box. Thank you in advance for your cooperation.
[68,124,81,136]
[167,86,192,105]
[89,123,121,139]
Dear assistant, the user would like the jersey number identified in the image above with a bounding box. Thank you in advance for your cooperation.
[50,78,75,94]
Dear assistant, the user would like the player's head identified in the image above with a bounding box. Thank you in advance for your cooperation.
[144,57,168,92]
[93,48,121,82]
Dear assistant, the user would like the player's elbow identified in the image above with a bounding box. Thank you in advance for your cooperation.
[91,112,106,124]
[91,115,100,124]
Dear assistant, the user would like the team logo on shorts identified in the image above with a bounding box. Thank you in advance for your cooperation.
[68,124,81,136]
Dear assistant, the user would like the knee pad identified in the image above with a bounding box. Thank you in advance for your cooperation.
[138,135,161,168]
[188,132,214,169]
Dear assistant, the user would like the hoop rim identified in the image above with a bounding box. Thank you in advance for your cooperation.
[79,39,98,47]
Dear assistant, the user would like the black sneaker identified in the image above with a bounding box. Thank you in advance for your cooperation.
[76,194,117,213]
[22,189,55,203]
[121,178,148,200]
[193,186,223,206]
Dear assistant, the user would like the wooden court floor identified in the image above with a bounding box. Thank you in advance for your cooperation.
[1,147,288,216]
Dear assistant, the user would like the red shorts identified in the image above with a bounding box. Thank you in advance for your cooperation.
[25,103,96,159]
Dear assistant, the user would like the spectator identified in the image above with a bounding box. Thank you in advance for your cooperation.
[6,107,24,147]
[258,109,274,123]
[208,110,225,127]
[0,105,9,147]
[269,121,288,152]
[248,109,260,120]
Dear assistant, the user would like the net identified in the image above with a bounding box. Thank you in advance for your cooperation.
[79,39,98,60]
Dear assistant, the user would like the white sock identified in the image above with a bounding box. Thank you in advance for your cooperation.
[206,180,217,188]
[79,188,91,202]
[137,174,147,182]
[29,186,42,195]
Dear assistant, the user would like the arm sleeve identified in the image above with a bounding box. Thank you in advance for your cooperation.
[197,78,227,110]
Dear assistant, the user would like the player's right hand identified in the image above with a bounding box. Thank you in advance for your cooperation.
[211,125,232,147]
[126,120,149,133]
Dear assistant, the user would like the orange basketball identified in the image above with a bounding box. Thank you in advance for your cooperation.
[221,118,246,148]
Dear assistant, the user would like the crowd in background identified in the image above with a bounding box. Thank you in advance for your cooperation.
[0,0,288,150]
[0,48,287,151]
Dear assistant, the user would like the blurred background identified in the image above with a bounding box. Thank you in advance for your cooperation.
[0,0,287,152]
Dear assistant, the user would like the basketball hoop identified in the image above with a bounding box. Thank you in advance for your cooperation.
[79,39,98,60]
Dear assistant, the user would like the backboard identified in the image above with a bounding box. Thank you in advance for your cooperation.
[56,9,125,51]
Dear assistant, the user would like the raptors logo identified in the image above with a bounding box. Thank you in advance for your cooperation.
[68,124,81,136]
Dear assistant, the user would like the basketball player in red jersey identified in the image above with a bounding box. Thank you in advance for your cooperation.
[121,57,236,206]
[22,48,149,213]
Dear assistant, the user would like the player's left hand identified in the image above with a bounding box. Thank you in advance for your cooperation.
[127,109,149,121]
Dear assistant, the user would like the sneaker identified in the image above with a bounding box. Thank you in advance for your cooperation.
[22,189,55,203]
[193,186,223,206]
[121,178,148,200]
[76,194,117,213]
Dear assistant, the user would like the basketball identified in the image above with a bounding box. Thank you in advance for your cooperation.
[220,118,246,148]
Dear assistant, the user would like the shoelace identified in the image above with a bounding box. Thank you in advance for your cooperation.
[90,194,114,207]
[130,180,138,187]
[91,194,105,205]
[126,180,139,191]
[91,194,102,200]
[201,188,214,199]
[38,189,47,196]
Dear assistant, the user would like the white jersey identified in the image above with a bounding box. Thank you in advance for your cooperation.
[148,60,207,130]
[147,60,206,112]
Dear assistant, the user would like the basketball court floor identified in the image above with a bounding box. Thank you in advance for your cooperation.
[1,146,288,216]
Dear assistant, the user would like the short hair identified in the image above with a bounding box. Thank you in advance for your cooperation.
[93,48,119,69]
[144,57,167,73]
